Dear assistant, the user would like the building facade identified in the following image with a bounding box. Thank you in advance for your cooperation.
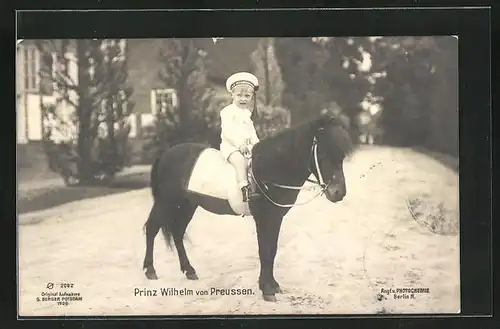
[16,38,258,145]
[126,39,178,137]
[16,40,44,144]
[17,40,79,144]
[16,39,179,145]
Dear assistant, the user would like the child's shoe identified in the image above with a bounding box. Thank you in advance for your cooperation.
[241,184,260,202]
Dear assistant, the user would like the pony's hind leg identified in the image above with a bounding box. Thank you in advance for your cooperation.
[143,202,162,280]
[170,197,199,280]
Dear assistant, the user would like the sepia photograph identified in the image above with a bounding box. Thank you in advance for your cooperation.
[17,36,460,316]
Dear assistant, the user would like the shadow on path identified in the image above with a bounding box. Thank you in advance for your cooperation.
[18,172,150,214]
[411,147,458,173]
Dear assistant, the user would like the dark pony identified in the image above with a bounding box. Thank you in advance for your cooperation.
[142,113,356,302]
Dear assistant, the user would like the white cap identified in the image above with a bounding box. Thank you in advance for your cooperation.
[226,72,259,93]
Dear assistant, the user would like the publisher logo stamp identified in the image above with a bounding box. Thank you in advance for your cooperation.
[377,287,430,301]
[35,282,83,307]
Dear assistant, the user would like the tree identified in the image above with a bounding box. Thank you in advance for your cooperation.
[274,37,378,126]
[249,38,290,138]
[143,39,217,161]
[274,36,458,156]
[250,38,285,107]
[37,39,134,185]
[374,36,458,155]
[274,38,325,124]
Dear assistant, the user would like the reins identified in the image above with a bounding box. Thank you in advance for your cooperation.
[250,136,331,208]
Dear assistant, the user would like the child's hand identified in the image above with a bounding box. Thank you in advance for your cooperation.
[239,144,249,155]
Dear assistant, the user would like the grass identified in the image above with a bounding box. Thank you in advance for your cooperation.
[17,172,150,214]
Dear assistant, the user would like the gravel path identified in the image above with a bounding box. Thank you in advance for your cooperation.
[18,146,460,316]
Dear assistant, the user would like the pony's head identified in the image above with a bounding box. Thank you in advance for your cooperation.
[312,114,355,203]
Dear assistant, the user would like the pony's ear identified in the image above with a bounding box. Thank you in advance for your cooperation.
[316,113,336,131]
[319,111,352,132]
[323,113,336,122]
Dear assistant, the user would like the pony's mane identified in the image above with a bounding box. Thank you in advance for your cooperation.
[253,114,355,161]
[321,116,356,160]
[254,119,316,154]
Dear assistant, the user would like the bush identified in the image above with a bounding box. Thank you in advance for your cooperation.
[254,104,291,139]
[141,111,220,164]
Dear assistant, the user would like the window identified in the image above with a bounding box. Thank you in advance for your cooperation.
[19,44,40,92]
[150,89,178,114]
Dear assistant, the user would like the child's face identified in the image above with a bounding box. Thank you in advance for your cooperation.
[231,85,254,109]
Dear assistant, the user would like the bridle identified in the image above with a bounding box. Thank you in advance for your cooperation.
[250,134,333,208]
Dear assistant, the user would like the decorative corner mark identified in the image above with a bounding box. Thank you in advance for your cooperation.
[212,37,224,44]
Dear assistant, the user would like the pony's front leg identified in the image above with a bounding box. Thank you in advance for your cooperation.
[254,214,284,302]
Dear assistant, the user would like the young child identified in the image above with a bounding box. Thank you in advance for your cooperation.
[220,72,261,202]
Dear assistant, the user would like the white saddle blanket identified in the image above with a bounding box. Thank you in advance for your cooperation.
[186,148,251,216]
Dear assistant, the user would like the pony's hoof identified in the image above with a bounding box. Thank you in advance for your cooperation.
[274,286,283,294]
[145,271,158,280]
[186,272,199,280]
[263,294,277,302]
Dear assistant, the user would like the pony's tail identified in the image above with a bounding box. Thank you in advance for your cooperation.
[146,156,174,250]
[150,156,161,201]
[161,224,174,250]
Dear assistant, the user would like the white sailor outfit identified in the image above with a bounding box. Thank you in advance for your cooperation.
[219,72,260,161]
[220,104,260,161]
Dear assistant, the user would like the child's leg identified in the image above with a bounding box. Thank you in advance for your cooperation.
[228,152,249,187]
